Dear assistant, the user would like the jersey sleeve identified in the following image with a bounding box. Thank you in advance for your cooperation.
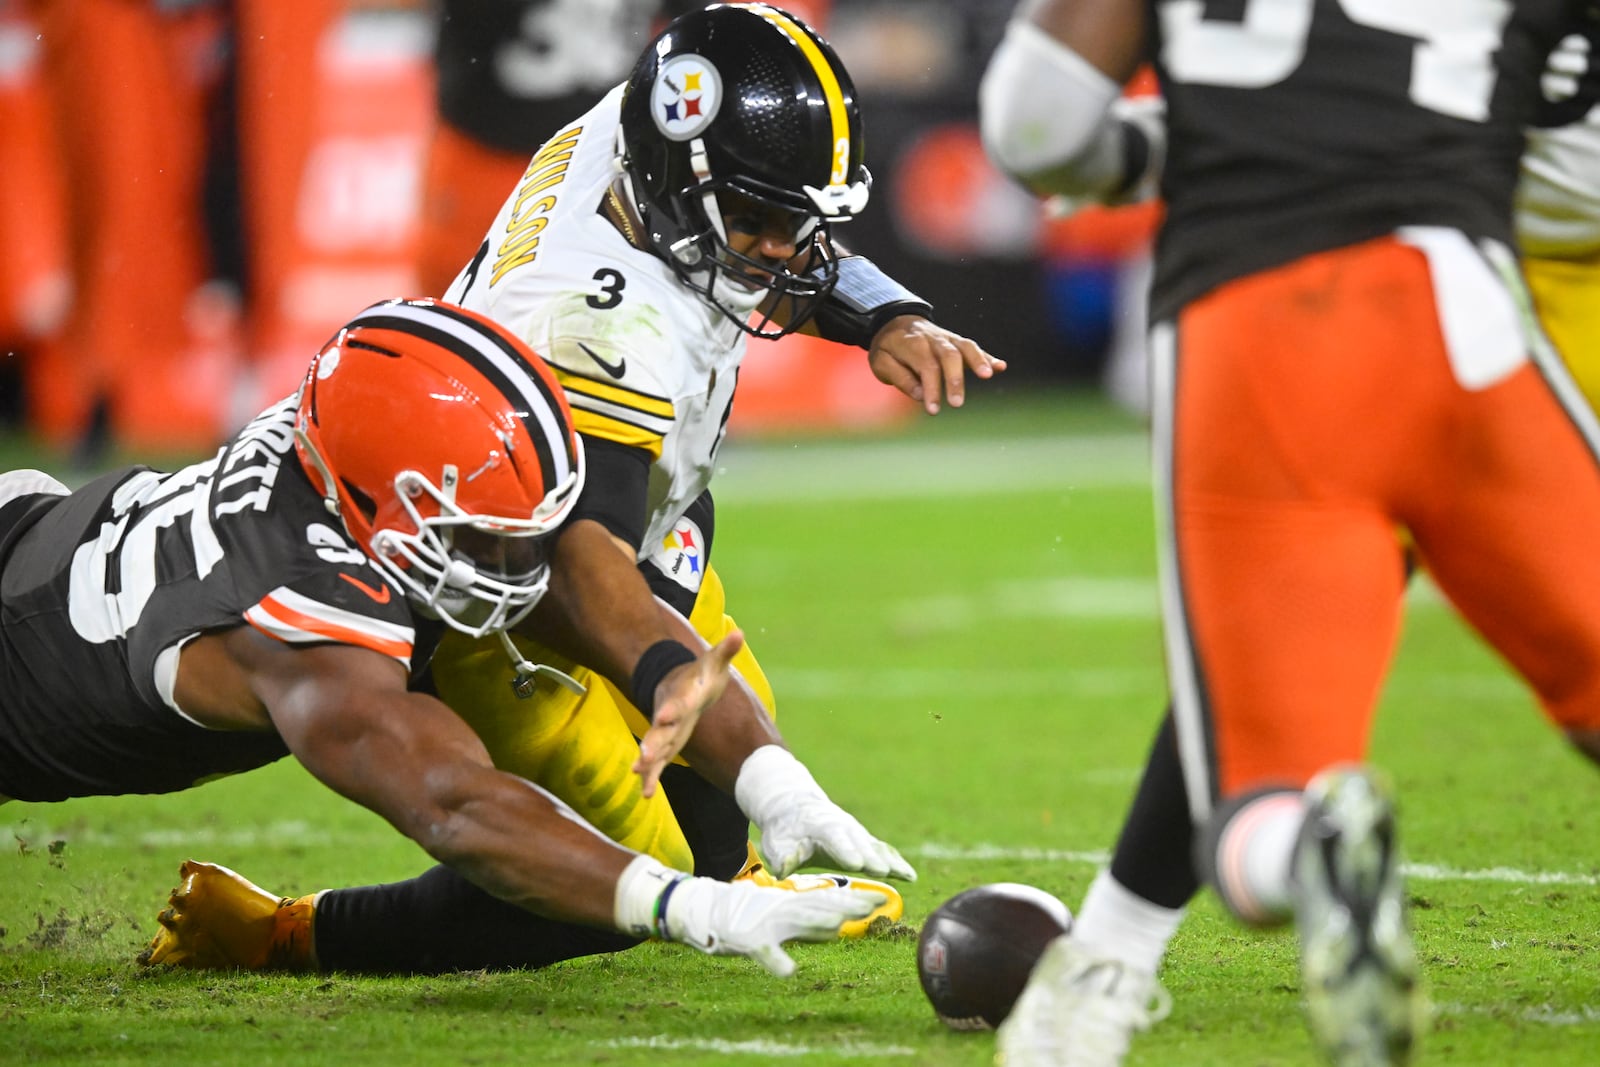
[243,569,417,671]
[567,434,653,550]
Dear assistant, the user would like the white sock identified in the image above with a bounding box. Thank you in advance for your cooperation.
[1214,792,1305,924]
[1071,869,1186,976]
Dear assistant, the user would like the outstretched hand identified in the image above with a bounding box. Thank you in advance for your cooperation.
[756,792,918,882]
[662,876,888,978]
[633,630,746,797]
[868,315,1006,415]
[735,745,917,882]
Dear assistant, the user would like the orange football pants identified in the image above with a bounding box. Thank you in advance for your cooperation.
[1156,234,1600,812]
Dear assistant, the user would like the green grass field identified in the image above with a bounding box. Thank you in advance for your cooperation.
[1,389,1596,1065]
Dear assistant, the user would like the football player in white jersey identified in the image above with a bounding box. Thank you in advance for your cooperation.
[143,3,1001,975]
[1,298,890,980]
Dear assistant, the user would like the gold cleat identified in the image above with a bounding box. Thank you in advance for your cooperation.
[734,847,903,939]
[138,859,318,972]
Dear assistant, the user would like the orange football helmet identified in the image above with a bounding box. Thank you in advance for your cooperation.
[294,298,584,636]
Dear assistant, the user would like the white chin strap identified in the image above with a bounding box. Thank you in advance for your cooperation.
[498,630,586,699]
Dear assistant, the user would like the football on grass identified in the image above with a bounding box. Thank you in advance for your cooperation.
[916,882,1073,1030]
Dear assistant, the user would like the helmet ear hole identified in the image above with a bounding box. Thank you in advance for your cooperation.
[340,479,378,525]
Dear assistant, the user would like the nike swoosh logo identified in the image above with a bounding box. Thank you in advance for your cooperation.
[340,572,392,604]
[577,341,627,379]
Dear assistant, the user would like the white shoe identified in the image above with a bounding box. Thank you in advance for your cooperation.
[1294,766,1427,1066]
[994,934,1171,1067]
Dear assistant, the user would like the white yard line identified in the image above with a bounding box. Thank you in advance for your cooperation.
[1438,1002,1600,1026]
[774,664,1520,701]
[714,432,1151,503]
[6,825,1590,888]
[886,574,1452,631]
[913,843,1600,886]
[775,665,1154,700]
[595,1036,915,1057]
[2,819,337,849]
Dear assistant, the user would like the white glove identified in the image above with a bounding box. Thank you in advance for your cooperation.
[733,745,917,882]
[612,855,885,978]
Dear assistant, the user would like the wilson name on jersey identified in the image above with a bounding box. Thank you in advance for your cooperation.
[1149,0,1577,319]
[448,85,748,557]
[0,398,421,802]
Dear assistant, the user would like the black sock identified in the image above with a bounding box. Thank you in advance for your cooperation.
[315,864,640,975]
[1107,710,1202,910]
[659,763,750,880]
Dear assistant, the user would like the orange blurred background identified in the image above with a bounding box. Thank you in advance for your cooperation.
[0,0,1157,456]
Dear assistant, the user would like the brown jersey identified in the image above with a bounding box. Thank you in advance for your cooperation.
[1147,0,1581,320]
[0,398,437,802]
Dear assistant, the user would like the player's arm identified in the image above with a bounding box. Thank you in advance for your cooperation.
[516,435,747,791]
[228,625,633,926]
[527,516,910,880]
[531,511,748,785]
[784,236,1008,415]
[533,521,912,879]
[518,438,912,880]
[979,0,1160,206]
[229,629,883,975]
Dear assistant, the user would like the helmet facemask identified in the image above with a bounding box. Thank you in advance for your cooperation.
[369,465,569,638]
[297,429,583,639]
[635,145,861,337]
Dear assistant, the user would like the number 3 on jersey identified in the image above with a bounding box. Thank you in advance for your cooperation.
[1160,0,1513,121]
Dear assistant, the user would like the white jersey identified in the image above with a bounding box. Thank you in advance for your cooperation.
[1517,104,1600,260]
[448,85,750,556]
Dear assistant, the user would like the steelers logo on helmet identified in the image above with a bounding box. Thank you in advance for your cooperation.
[650,54,722,142]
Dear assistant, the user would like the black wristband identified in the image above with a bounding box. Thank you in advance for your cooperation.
[629,639,697,720]
[808,255,933,349]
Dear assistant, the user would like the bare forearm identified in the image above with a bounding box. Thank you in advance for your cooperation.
[261,650,640,931]
[655,611,782,792]
[532,518,673,685]
[399,767,637,927]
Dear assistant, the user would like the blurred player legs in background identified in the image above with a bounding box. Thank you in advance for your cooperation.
[980,2,1600,1065]
[24,0,229,453]
[14,0,338,455]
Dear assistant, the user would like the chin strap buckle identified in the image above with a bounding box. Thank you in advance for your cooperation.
[497,630,587,699]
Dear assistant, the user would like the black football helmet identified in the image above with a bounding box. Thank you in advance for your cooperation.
[617,3,870,337]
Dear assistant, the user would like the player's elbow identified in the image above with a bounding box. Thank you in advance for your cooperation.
[978,20,1120,192]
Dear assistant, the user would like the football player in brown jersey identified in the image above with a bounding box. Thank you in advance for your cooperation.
[0,297,892,981]
[981,1,1600,1064]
